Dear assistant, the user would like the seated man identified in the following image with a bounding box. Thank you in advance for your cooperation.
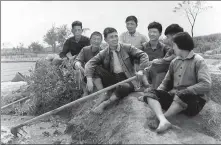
[85,27,149,114]
[144,24,184,89]
[138,32,212,133]
[141,21,170,87]
[73,31,104,96]
[59,21,90,60]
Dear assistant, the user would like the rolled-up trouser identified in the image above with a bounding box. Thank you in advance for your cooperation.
[143,88,206,117]
[94,66,134,99]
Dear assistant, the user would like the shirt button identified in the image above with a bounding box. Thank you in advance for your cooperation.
[179,75,181,77]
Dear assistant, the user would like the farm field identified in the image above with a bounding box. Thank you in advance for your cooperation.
[0,58,219,82]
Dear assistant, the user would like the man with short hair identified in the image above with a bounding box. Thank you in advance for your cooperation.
[141,21,170,88]
[139,32,212,133]
[59,21,90,59]
[143,23,184,89]
[85,27,149,114]
[120,15,148,50]
[120,16,148,84]
[73,31,104,96]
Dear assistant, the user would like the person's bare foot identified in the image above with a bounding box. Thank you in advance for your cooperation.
[156,120,172,133]
[91,105,104,115]
[138,96,145,102]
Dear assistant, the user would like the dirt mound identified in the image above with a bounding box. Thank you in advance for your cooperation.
[209,72,221,105]
[66,92,221,144]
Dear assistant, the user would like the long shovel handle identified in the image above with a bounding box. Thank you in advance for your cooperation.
[1,96,30,110]
[11,76,137,132]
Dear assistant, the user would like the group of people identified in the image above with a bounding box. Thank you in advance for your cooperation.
[55,16,212,133]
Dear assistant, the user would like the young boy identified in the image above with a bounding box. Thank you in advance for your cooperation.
[73,31,104,96]
[85,27,149,114]
[141,22,170,87]
[144,24,184,89]
[120,15,148,50]
[138,32,212,133]
[59,21,90,60]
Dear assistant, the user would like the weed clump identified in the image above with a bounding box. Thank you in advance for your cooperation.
[24,59,83,115]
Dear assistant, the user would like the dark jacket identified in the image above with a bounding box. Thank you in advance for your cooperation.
[85,43,150,89]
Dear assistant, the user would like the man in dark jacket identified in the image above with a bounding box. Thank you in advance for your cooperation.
[85,27,149,114]
[59,21,90,60]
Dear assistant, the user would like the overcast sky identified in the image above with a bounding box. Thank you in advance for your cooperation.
[1,1,221,48]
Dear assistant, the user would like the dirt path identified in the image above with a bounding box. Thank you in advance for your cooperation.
[1,115,72,144]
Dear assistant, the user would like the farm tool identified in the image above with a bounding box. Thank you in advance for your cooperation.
[1,96,30,110]
[10,76,137,137]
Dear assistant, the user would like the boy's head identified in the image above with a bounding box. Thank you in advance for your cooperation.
[164,24,184,47]
[90,31,103,48]
[103,27,118,48]
[172,32,194,55]
[125,15,138,33]
[71,21,83,39]
[148,21,162,41]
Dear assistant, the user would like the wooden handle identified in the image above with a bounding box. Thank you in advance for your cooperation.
[1,96,30,110]
[12,76,137,128]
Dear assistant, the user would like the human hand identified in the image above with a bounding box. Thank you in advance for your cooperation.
[87,77,94,93]
[136,70,144,82]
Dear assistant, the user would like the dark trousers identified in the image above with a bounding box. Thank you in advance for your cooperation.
[143,89,206,116]
[95,66,134,99]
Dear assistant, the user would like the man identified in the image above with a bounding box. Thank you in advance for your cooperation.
[119,15,148,50]
[85,27,149,114]
[141,21,170,88]
[143,23,184,89]
[119,15,148,83]
[59,21,90,60]
[138,32,212,133]
[73,31,104,95]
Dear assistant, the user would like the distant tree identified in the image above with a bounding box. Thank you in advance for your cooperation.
[82,28,90,36]
[173,0,212,37]
[16,42,26,55]
[28,42,44,54]
[57,24,71,49]
[43,24,58,52]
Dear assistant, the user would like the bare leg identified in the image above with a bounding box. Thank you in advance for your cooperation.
[146,98,172,133]
[164,101,185,119]
[93,78,109,107]
[92,93,119,114]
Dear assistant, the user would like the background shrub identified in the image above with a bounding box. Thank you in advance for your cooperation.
[25,59,83,115]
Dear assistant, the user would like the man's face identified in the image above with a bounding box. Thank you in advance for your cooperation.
[105,32,118,47]
[164,34,173,47]
[90,35,102,48]
[126,20,137,33]
[72,26,82,38]
[148,28,161,41]
[172,42,181,56]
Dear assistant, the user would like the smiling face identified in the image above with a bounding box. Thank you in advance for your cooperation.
[148,28,161,41]
[104,32,119,48]
[90,34,102,48]
[126,20,137,33]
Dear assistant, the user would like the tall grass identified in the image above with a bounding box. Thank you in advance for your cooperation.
[24,59,83,115]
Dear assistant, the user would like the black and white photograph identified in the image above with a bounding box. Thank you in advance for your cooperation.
[1,1,221,144]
